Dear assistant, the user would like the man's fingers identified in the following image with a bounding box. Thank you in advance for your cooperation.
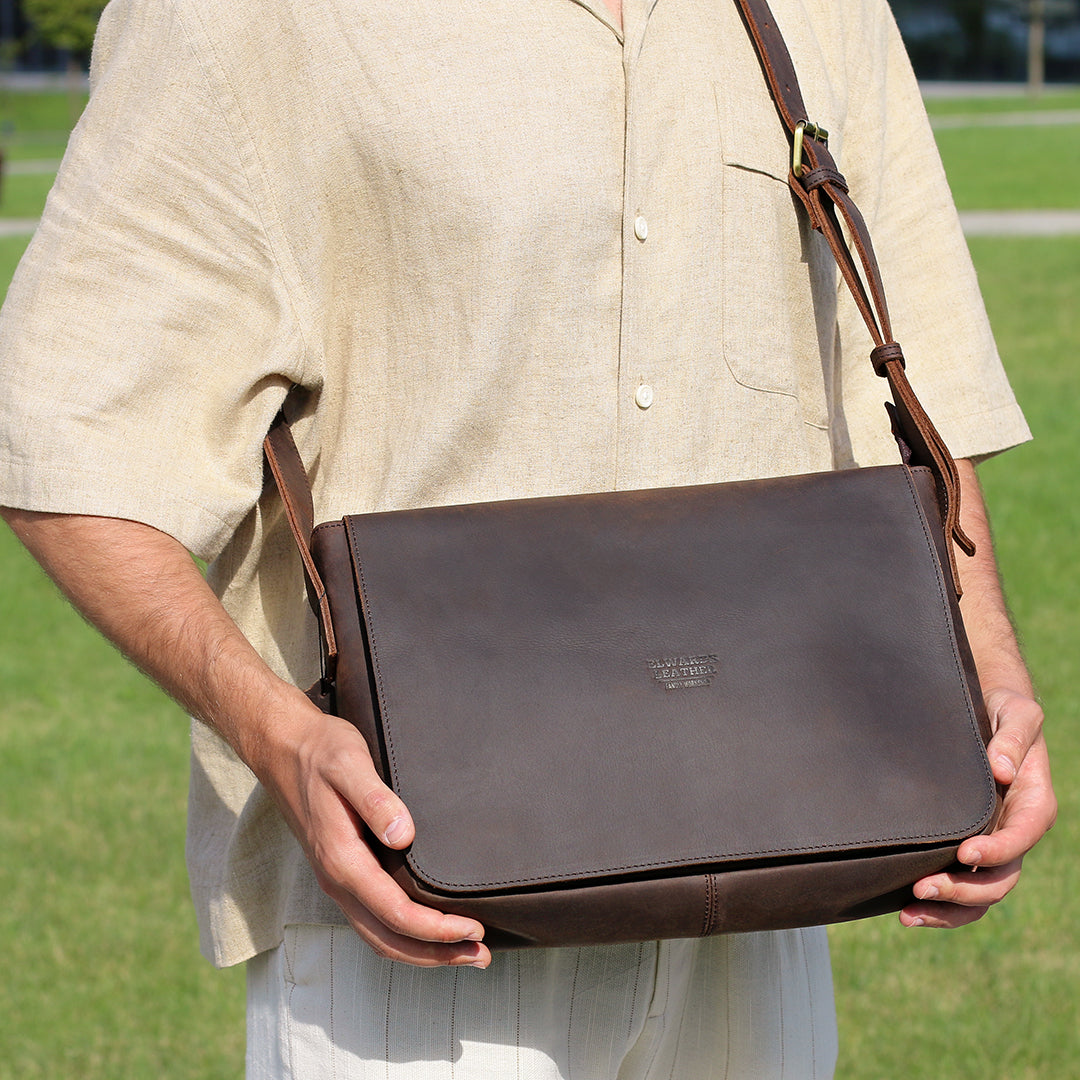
[311,835,491,966]
[905,722,1055,929]
[900,902,990,930]
[314,830,489,966]
[984,687,1044,784]
[351,780,415,849]
[901,860,1022,928]
[912,859,1022,906]
[297,715,417,849]
[333,886,492,967]
[958,736,1056,869]
[321,837,486,944]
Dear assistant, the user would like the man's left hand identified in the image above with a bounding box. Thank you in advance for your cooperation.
[902,686,1055,928]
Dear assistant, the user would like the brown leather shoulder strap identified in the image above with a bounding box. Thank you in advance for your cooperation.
[732,0,974,580]
[734,0,893,347]
[264,401,338,674]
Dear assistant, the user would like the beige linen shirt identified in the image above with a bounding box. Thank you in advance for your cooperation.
[0,0,1027,967]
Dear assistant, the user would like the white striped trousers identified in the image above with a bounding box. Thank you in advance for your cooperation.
[246,925,837,1079]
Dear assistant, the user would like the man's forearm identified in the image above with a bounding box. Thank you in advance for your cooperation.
[954,459,1034,700]
[0,508,303,770]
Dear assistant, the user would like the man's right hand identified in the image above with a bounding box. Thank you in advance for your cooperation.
[1,507,491,968]
[249,692,490,965]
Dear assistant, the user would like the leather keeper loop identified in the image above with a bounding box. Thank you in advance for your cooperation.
[801,166,848,193]
[871,342,906,376]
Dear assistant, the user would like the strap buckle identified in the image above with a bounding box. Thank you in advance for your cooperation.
[792,120,828,178]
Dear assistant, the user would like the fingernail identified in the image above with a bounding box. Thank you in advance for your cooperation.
[995,756,1016,782]
[966,849,983,866]
[908,917,925,927]
[920,885,939,900]
[465,930,485,942]
[383,817,409,845]
[469,960,489,969]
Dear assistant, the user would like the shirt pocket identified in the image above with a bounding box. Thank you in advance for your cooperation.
[713,83,834,430]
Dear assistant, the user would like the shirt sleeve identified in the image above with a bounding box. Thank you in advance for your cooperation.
[0,0,313,561]
[824,0,1031,468]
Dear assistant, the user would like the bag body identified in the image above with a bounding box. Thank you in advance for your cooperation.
[304,463,998,948]
[264,0,1001,947]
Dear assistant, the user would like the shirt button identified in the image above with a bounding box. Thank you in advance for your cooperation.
[634,215,648,241]
[634,383,654,410]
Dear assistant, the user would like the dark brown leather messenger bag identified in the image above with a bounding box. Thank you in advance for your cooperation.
[262,0,1001,948]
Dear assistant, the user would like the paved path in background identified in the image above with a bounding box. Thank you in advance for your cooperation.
[958,210,1080,235]
[0,219,41,237]
[918,81,1077,98]
[5,159,63,175]
[932,102,1080,232]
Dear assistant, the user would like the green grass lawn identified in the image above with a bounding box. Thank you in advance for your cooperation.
[0,91,1077,1078]
[0,171,59,219]
[0,88,87,161]
[921,86,1080,212]
[0,234,31,281]
[0,526,246,1079]
[935,123,1080,210]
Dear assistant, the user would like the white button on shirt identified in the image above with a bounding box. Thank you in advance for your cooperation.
[635,382,654,409]
[634,215,648,241]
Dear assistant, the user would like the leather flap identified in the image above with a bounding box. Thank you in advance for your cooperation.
[340,466,996,896]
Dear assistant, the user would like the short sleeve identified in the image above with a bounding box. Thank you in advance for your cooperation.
[825,0,1031,467]
[0,0,312,561]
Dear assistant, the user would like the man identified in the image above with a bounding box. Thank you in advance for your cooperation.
[0,0,1055,1075]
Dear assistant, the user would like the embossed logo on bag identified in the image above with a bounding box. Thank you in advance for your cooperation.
[646,655,718,690]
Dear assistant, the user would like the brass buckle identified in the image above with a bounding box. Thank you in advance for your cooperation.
[792,120,828,179]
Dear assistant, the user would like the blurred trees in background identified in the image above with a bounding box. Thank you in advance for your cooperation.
[890,0,1080,86]
[22,0,104,62]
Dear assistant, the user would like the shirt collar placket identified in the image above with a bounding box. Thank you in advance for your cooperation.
[613,0,659,488]
[620,0,660,59]
[565,0,624,39]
